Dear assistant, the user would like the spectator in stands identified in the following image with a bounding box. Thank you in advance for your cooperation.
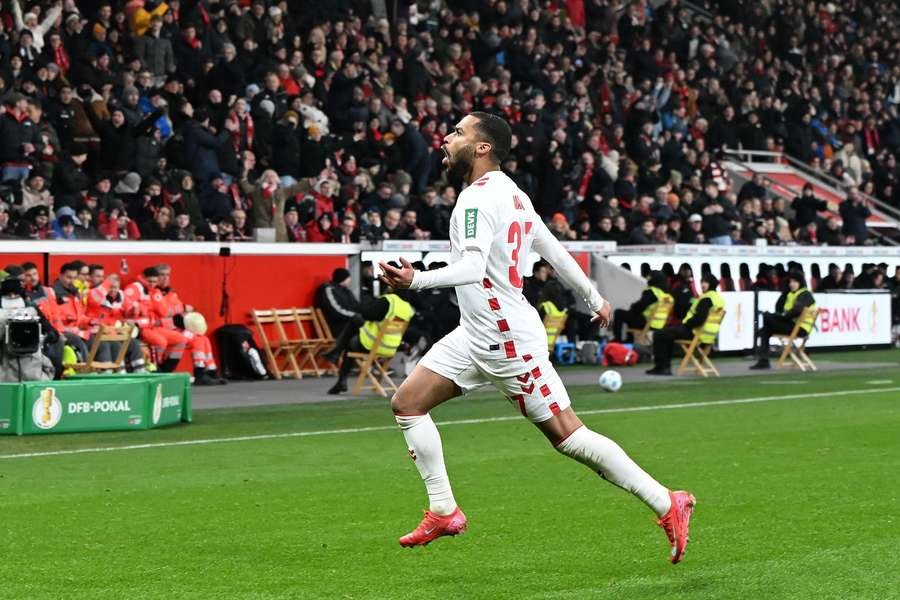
[240,169,307,242]
[697,181,738,245]
[738,174,767,204]
[839,190,872,245]
[681,214,705,244]
[100,204,141,240]
[750,272,816,370]
[334,215,359,244]
[627,218,656,245]
[791,184,828,230]
[852,264,881,289]
[16,205,51,239]
[0,203,12,238]
[305,213,334,243]
[0,0,893,247]
[817,265,844,292]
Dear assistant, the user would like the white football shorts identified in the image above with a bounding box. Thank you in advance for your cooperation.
[418,326,571,423]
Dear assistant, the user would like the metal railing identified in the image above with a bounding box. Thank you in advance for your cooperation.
[723,148,900,224]
[722,150,900,247]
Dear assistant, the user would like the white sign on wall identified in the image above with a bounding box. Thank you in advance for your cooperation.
[757,291,892,347]
[717,292,756,351]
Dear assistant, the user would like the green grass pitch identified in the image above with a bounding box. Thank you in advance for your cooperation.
[1,366,898,599]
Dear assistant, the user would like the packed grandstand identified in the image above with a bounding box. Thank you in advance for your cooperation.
[0,0,895,246]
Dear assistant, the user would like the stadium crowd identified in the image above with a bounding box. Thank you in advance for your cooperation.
[0,0,896,246]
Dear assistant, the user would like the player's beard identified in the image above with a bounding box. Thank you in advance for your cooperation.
[446,143,475,187]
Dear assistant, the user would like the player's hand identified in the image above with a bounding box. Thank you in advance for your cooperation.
[379,257,415,290]
[591,300,611,328]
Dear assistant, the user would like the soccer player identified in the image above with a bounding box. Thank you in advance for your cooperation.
[379,112,696,563]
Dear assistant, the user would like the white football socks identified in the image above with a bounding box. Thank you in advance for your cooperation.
[556,426,672,516]
[395,413,457,516]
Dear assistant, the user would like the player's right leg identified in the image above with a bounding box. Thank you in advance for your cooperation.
[497,356,695,563]
[392,327,481,547]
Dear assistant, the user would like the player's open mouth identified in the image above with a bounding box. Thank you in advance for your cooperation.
[441,146,450,167]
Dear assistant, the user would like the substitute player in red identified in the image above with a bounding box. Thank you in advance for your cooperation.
[380,113,696,563]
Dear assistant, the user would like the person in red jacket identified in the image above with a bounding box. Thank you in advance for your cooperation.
[86,273,147,372]
[50,262,92,361]
[152,264,225,385]
[305,213,334,242]
[124,266,186,371]
[99,205,142,240]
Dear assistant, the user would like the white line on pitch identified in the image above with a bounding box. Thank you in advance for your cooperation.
[2,386,898,460]
[866,380,893,385]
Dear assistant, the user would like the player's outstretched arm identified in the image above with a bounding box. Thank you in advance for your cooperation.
[394,194,497,291]
[532,220,610,326]
[384,249,487,291]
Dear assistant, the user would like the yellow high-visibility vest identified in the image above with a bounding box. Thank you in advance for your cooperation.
[359,294,414,357]
[642,286,673,329]
[685,290,725,344]
[540,300,567,348]
[784,288,817,334]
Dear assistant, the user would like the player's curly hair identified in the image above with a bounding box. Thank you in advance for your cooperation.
[470,111,511,163]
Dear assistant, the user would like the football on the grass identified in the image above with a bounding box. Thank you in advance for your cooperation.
[598,370,622,392]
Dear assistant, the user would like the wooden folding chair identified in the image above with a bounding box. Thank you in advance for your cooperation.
[314,308,338,375]
[628,296,673,345]
[251,309,303,379]
[774,307,819,371]
[542,312,568,353]
[345,318,410,397]
[676,308,726,377]
[70,324,135,373]
[293,308,330,377]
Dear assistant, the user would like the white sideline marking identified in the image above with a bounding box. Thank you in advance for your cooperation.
[866,380,893,385]
[2,386,898,460]
[758,380,807,385]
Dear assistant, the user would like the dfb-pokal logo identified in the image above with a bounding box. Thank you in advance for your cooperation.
[32,387,62,430]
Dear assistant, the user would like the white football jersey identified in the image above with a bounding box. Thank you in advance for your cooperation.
[447,170,549,372]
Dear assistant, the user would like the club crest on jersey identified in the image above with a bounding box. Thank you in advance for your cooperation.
[464,208,478,238]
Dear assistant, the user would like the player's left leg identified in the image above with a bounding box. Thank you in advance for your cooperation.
[500,357,695,563]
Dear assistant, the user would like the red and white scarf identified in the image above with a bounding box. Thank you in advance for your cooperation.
[226,111,254,151]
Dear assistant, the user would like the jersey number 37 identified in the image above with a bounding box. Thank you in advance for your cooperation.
[507,220,533,288]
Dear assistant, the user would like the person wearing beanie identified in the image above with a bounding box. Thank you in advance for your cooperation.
[314,267,360,339]
[647,273,725,375]
[750,271,816,370]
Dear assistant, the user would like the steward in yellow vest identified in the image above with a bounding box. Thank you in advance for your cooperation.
[322,288,415,394]
[537,280,569,350]
[358,293,415,356]
[612,271,673,342]
[751,271,816,370]
[647,274,724,376]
